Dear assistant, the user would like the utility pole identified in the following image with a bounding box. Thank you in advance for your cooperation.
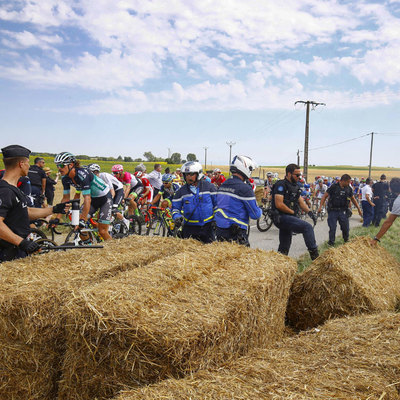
[297,149,300,166]
[294,100,326,182]
[167,148,171,159]
[368,132,374,179]
[226,141,236,167]
[203,146,209,170]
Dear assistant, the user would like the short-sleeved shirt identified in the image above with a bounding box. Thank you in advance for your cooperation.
[28,165,46,187]
[272,179,302,214]
[158,183,180,201]
[326,182,353,210]
[372,181,389,198]
[0,180,30,241]
[390,195,400,215]
[361,185,373,202]
[62,167,109,198]
[140,177,153,201]
[99,172,123,191]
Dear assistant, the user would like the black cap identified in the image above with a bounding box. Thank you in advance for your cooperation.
[1,145,31,159]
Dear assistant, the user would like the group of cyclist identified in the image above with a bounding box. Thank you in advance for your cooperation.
[1,143,399,263]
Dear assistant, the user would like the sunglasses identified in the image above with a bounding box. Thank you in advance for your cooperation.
[56,164,66,169]
[293,173,302,177]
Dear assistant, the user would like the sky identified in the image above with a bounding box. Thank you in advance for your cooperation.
[1,0,400,167]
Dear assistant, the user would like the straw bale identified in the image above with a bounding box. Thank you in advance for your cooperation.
[58,243,297,400]
[0,236,200,400]
[114,312,400,400]
[287,236,400,331]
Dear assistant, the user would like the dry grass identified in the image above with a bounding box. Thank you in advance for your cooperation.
[0,236,200,400]
[58,243,297,400]
[115,312,400,400]
[286,236,400,331]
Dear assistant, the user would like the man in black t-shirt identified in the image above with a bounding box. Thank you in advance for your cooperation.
[28,157,46,207]
[0,145,66,262]
[372,174,389,227]
[271,163,318,259]
[318,174,362,246]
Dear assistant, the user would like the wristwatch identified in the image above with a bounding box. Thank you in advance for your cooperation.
[373,236,380,242]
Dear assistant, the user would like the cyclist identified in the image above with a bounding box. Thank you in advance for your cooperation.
[314,178,328,212]
[151,173,180,209]
[211,168,226,187]
[89,164,130,231]
[172,161,217,243]
[54,152,112,240]
[111,164,143,218]
[215,155,262,246]
[263,172,274,199]
[134,170,153,206]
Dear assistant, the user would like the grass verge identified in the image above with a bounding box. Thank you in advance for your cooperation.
[297,217,400,272]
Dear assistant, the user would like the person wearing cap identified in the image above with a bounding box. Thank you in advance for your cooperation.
[44,167,59,206]
[0,145,67,262]
[28,157,47,208]
[372,174,389,227]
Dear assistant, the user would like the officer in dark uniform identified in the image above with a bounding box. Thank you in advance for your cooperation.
[0,145,67,262]
[28,157,47,207]
[271,163,319,259]
[372,174,389,227]
[317,174,362,246]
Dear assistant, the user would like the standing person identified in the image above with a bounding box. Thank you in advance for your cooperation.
[173,168,183,185]
[371,178,400,245]
[372,174,389,227]
[271,163,318,259]
[317,174,363,246]
[146,164,162,197]
[54,152,113,241]
[211,168,226,187]
[0,145,67,262]
[361,178,375,227]
[28,157,46,207]
[215,155,262,246]
[172,161,217,243]
[43,167,59,206]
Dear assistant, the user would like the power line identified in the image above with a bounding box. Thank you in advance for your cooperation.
[300,133,370,152]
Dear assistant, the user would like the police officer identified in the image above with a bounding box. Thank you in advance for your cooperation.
[172,161,217,243]
[215,155,262,246]
[317,174,362,246]
[372,174,389,227]
[28,157,47,207]
[0,145,67,262]
[271,163,319,259]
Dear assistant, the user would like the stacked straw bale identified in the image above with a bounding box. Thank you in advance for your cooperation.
[287,236,400,331]
[0,236,200,400]
[58,243,297,400]
[114,312,400,400]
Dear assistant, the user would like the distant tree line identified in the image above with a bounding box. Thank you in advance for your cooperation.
[31,151,198,164]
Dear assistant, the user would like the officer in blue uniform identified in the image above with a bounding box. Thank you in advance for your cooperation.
[172,161,217,243]
[271,163,319,259]
[215,155,262,246]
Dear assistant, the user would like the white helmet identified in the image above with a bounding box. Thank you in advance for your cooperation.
[213,168,221,173]
[89,163,100,172]
[54,152,76,164]
[267,171,273,177]
[230,155,257,179]
[181,161,204,181]
[135,163,146,172]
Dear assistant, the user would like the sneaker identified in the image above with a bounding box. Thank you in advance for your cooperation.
[123,218,130,230]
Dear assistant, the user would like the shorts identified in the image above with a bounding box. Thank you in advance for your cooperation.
[113,188,124,206]
[88,193,113,224]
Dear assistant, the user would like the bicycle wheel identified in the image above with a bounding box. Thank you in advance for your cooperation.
[147,216,166,236]
[127,215,142,236]
[64,228,96,245]
[256,210,273,232]
[27,228,47,241]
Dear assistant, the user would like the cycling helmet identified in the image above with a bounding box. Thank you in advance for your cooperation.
[135,163,146,172]
[267,171,273,177]
[317,178,323,183]
[230,155,256,179]
[134,171,144,178]
[88,163,100,172]
[54,152,76,164]
[162,173,174,183]
[181,161,204,181]
[213,168,221,173]
[112,164,124,173]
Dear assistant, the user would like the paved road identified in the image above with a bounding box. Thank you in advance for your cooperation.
[249,213,363,258]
